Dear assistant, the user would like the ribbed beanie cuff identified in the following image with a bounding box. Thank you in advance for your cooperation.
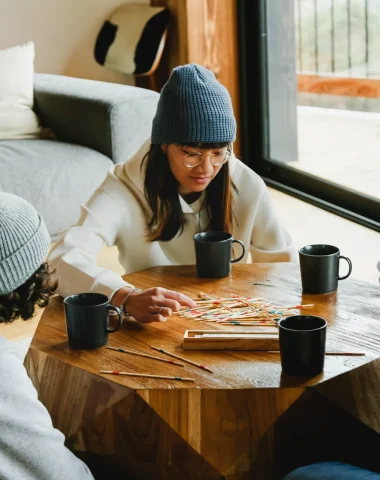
[0,216,50,295]
[0,193,51,295]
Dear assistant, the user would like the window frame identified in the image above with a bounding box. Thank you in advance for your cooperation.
[237,0,380,232]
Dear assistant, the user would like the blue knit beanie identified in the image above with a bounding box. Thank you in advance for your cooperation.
[0,193,50,295]
[152,64,236,144]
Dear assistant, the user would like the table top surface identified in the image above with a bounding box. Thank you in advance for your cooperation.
[30,263,380,390]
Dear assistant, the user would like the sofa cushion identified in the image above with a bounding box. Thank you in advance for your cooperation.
[95,5,170,75]
[34,74,158,164]
[0,139,112,240]
[0,42,42,140]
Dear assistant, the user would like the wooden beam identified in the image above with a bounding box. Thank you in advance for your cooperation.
[298,74,380,99]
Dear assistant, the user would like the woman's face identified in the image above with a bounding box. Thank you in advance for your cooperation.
[164,144,228,195]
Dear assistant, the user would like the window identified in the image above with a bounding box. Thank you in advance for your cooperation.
[238,0,380,231]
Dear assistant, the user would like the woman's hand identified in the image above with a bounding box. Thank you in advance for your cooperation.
[111,286,197,323]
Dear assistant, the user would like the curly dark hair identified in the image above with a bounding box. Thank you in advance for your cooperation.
[0,263,58,323]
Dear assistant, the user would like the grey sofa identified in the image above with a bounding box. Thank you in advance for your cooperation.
[0,73,159,240]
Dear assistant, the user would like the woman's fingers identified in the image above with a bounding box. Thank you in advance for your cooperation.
[153,305,172,318]
[140,308,171,323]
[152,298,180,313]
[125,287,196,323]
[161,289,197,308]
[155,306,172,322]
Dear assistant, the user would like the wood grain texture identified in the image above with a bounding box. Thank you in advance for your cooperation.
[25,348,130,438]
[315,356,380,434]
[298,74,380,99]
[273,388,380,478]
[68,389,223,480]
[24,264,380,478]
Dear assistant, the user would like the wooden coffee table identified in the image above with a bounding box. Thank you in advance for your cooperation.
[25,264,380,479]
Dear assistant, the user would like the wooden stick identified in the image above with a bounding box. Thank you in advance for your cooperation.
[183,294,315,325]
[197,330,277,334]
[100,371,195,381]
[267,351,366,356]
[196,331,277,336]
[194,297,240,304]
[217,322,277,326]
[198,313,274,322]
[267,304,315,309]
[179,304,219,314]
[217,318,277,322]
[198,292,214,300]
[239,299,273,322]
[192,307,225,315]
[107,346,184,367]
[217,318,278,322]
[150,346,214,373]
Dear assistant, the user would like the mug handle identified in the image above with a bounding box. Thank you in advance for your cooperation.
[338,256,352,280]
[231,239,245,263]
[107,305,123,333]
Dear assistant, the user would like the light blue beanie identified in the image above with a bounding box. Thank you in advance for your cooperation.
[151,64,236,144]
[0,193,50,295]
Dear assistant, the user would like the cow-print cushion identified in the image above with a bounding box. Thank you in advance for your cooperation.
[94,5,170,76]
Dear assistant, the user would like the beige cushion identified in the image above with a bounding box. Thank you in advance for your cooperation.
[0,42,41,140]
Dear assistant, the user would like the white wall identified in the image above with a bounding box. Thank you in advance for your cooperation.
[0,0,149,85]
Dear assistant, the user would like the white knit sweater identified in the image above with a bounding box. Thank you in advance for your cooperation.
[49,139,296,298]
[0,337,93,480]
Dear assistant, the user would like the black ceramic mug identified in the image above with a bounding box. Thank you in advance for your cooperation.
[278,315,327,377]
[194,231,245,278]
[299,244,352,294]
[64,293,123,349]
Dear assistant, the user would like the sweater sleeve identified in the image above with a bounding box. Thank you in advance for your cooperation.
[250,188,297,263]
[48,186,133,299]
[0,337,94,480]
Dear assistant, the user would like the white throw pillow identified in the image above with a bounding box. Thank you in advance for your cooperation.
[0,42,41,140]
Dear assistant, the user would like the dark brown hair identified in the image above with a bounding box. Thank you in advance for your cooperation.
[142,143,237,241]
[0,263,58,323]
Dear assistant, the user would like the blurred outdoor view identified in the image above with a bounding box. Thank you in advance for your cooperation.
[292,0,380,200]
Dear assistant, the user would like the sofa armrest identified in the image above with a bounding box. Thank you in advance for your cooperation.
[33,73,159,163]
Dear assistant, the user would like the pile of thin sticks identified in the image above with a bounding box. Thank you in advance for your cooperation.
[178,292,314,326]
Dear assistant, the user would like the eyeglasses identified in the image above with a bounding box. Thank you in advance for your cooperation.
[180,147,231,168]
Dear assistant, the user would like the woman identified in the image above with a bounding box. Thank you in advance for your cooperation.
[49,64,296,323]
